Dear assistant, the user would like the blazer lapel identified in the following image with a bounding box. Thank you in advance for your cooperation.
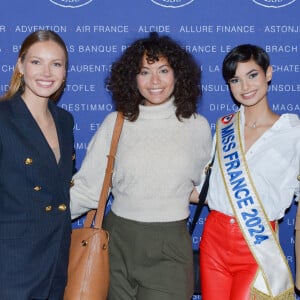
[48,100,65,168]
[10,95,59,166]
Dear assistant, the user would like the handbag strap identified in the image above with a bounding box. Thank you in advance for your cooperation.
[84,112,124,229]
[189,152,215,235]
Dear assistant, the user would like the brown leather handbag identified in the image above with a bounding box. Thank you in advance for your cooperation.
[64,112,124,300]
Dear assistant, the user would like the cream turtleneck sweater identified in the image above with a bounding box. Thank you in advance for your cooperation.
[71,99,212,222]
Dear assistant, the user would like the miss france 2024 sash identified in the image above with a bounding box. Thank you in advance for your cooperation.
[216,112,294,300]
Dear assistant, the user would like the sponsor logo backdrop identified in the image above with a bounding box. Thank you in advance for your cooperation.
[0,1,299,298]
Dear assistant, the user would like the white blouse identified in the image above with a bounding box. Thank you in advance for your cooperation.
[199,106,300,221]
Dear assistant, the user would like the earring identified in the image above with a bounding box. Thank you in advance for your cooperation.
[18,72,23,78]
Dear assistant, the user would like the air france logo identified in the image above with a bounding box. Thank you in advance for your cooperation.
[252,0,296,8]
[151,0,194,8]
[49,0,93,8]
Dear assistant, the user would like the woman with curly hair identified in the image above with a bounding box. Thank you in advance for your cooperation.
[70,31,212,300]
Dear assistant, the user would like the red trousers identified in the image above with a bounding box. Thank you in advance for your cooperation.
[199,210,275,300]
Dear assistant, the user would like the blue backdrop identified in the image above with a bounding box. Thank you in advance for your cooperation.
[0,1,299,298]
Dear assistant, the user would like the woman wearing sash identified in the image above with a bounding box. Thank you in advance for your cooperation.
[193,44,300,299]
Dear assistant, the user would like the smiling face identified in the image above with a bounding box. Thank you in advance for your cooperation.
[18,40,66,102]
[136,54,175,106]
[228,59,272,107]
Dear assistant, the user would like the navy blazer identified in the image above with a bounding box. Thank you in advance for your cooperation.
[0,95,75,299]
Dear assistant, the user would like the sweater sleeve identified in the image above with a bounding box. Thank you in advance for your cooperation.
[196,122,216,193]
[194,115,214,192]
[70,112,117,219]
[194,114,213,187]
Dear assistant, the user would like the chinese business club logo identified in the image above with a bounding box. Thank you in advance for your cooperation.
[252,0,296,8]
[151,0,194,8]
[49,0,93,8]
